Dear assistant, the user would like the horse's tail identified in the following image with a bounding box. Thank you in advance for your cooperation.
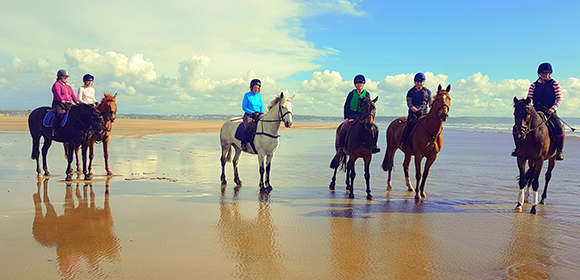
[224,145,232,163]
[338,154,347,172]
[382,118,404,171]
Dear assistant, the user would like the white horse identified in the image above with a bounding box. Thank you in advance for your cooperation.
[220,92,294,191]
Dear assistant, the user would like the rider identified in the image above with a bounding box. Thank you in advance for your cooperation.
[400,73,432,149]
[52,69,79,134]
[341,74,380,154]
[241,78,265,151]
[512,62,565,160]
[78,74,98,106]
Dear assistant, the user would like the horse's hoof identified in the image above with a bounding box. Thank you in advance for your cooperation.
[44,171,51,176]
[329,182,335,190]
[348,193,355,199]
[514,206,522,213]
[407,188,414,192]
[65,176,73,182]
[107,172,113,176]
[539,200,546,205]
[386,185,392,191]
[414,195,421,200]
[221,180,227,185]
[530,206,537,215]
[366,194,372,200]
[84,175,92,181]
[37,173,43,179]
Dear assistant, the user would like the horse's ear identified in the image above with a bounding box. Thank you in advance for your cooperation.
[446,84,451,93]
[438,84,442,91]
[372,96,378,103]
[290,94,295,101]
[513,96,519,103]
[525,97,532,105]
[114,93,118,99]
[280,92,284,99]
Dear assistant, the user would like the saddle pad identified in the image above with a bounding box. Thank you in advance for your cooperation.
[235,123,245,141]
[43,110,69,128]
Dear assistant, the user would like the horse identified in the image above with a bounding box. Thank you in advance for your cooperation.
[512,97,557,214]
[220,92,294,192]
[329,96,379,199]
[28,103,105,181]
[381,84,451,199]
[66,93,118,178]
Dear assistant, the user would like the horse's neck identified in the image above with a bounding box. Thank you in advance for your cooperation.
[424,107,443,135]
[258,104,281,134]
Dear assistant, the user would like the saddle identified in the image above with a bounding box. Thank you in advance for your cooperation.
[43,109,70,128]
[235,121,259,151]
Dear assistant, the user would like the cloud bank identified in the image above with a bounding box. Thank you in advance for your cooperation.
[2,49,579,117]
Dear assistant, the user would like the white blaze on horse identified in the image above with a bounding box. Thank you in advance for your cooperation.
[220,92,294,192]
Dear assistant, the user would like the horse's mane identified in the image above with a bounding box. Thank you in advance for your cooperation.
[267,95,284,110]
[99,93,116,104]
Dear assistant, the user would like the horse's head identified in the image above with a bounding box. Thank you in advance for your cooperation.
[432,84,451,122]
[80,105,106,142]
[513,96,533,140]
[360,96,378,124]
[270,92,294,128]
[97,93,118,123]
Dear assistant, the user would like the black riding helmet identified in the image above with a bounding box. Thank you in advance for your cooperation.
[83,74,95,82]
[250,79,261,88]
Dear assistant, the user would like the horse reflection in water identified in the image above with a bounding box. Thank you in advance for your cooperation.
[32,177,120,277]
[217,190,286,278]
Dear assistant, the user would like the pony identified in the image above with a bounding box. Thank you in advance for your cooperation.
[28,104,105,181]
[329,96,379,199]
[381,84,451,199]
[512,97,557,214]
[66,93,118,179]
[220,92,294,192]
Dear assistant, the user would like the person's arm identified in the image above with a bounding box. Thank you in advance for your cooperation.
[242,93,253,114]
[552,80,562,111]
[53,83,66,102]
[78,87,85,104]
[406,90,417,112]
[343,91,353,119]
[526,83,535,100]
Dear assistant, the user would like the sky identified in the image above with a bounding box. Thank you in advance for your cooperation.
[1,0,579,117]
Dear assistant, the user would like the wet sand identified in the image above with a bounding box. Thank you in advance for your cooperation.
[1,118,580,279]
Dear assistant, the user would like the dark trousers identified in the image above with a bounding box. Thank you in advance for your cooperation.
[51,101,72,128]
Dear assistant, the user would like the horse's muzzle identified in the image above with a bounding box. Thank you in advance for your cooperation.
[284,121,292,128]
[439,114,448,122]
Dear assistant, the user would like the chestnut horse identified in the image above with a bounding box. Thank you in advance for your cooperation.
[67,93,117,179]
[329,96,379,199]
[381,84,451,199]
[512,97,557,214]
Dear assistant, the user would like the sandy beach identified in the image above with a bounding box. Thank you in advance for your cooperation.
[1,116,580,279]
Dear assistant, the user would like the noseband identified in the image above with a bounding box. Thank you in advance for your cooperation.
[514,104,549,137]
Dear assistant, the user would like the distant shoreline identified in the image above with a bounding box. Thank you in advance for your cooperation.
[0,116,338,137]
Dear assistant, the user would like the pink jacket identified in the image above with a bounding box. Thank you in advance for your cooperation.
[52,81,79,103]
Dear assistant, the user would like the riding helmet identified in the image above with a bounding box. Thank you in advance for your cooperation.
[537,62,553,74]
[353,74,366,84]
[250,79,261,88]
[414,72,426,82]
[57,69,69,78]
[83,74,95,82]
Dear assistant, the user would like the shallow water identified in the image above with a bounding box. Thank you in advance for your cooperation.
[1,129,580,279]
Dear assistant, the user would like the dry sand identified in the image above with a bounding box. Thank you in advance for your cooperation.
[0,116,337,137]
[1,116,580,279]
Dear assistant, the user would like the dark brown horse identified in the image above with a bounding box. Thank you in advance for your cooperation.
[512,97,557,214]
[381,84,451,199]
[67,93,118,179]
[329,96,378,199]
[28,104,105,181]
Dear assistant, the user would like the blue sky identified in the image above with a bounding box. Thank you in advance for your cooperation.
[1,0,579,117]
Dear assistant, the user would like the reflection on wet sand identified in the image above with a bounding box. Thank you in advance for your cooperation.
[502,215,553,279]
[327,196,433,279]
[32,176,120,278]
[217,189,286,279]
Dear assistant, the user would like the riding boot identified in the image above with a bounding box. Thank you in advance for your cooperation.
[511,149,517,157]
[400,125,411,149]
[556,136,564,160]
[371,124,380,154]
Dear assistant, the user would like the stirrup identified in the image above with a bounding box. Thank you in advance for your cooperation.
[556,151,564,161]
[511,149,517,157]
[372,146,380,154]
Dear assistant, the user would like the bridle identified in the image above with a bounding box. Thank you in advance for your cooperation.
[514,104,550,138]
[256,100,293,138]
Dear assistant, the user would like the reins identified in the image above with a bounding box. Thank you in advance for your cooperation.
[255,99,292,139]
[515,104,551,137]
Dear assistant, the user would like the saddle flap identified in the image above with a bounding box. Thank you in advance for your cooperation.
[43,111,55,127]
[235,123,245,141]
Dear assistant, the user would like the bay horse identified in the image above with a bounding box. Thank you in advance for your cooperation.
[220,92,294,192]
[381,84,451,199]
[67,93,118,179]
[329,96,379,199]
[512,97,557,214]
[28,104,105,181]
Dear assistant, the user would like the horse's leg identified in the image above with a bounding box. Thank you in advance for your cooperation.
[515,158,527,212]
[258,152,265,190]
[74,145,81,172]
[31,134,42,178]
[82,144,92,180]
[347,157,356,198]
[264,153,273,191]
[232,146,242,186]
[402,154,414,192]
[413,155,424,199]
[329,166,338,190]
[364,154,372,199]
[88,142,94,176]
[65,144,75,181]
[540,158,556,204]
[41,139,52,177]
[103,136,112,175]
[220,144,230,185]
[529,159,544,215]
[383,145,397,191]
[418,155,438,198]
